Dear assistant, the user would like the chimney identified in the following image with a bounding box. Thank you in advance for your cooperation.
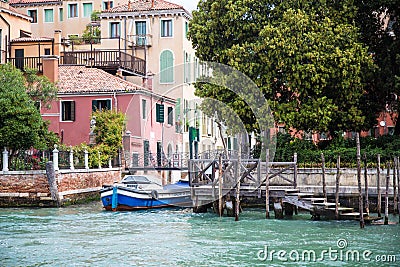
[143,71,154,90]
[151,0,154,8]
[42,55,59,83]
[54,30,62,56]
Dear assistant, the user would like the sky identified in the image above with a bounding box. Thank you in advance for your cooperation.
[171,0,200,12]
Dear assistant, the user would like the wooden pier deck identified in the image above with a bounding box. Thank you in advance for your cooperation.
[189,156,384,223]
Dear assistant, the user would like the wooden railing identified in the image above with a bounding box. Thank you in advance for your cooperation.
[7,57,43,72]
[60,50,146,76]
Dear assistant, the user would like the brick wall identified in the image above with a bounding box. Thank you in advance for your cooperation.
[0,169,121,207]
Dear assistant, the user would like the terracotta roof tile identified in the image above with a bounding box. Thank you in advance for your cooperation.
[9,0,61,5]
[57,66,145,94]
[12,37,53,42]
[104,0,185,13]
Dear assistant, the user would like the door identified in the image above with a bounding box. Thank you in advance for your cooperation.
[15,49,24,70]
[143,140,149,167]
[135,21,146,46]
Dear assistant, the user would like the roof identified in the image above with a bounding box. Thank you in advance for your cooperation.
[11,37,53,42]
[0,1,32,20]
[58,66,143,93]
[57,66,175,102]
[104,0,186,13]
[9,0,61,5]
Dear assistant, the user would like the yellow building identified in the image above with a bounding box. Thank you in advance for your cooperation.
[0,0,31,63]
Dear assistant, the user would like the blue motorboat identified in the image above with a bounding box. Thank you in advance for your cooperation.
[100,175,192,211]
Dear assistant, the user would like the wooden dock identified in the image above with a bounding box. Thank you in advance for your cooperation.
[189,155,384,223]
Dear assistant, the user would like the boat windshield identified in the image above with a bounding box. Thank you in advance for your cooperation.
[121,175,151,184]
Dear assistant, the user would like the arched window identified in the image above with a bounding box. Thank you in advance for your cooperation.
[160,50,174,83]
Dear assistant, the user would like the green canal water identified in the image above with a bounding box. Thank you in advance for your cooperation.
[0,202,399,267]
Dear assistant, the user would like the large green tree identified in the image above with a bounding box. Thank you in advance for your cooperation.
[189,0,375,136]
[0,64,57,154]
[354,0,400,134]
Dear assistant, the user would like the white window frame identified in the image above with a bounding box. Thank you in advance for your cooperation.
[160,19,173,38]
[110,22,120,38]
[44,8,54,23]
[27,9,38,24]
[68,3,78,18]
[60,100,75,122]
[92,98,112,111]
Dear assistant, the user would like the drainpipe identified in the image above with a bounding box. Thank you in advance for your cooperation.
[0,14,11,59]
[113,91,118,110]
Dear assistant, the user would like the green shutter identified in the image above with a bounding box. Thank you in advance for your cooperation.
[83,3,92,18]
[156,103,164,123]
[71,101,75,121]
[160,50,173,83]
[45,9,53,22]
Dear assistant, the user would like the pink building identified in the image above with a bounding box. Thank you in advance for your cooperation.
[41,57,178,164]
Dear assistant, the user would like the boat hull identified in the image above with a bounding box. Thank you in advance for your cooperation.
[101,186,192,211]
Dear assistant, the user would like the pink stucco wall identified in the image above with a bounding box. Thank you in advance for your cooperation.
[41,92,178,156]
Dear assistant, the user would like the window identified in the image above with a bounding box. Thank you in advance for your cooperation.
[142,99,147,119]
[68,4,78,18]
[160,50,174,83]
[28,10,37,23]
[92,99,111,111]
[44,48,51,55]
[110,22,120,38]
[168,107,173,125]
[59,8,64,21]
[103,1,113,10]
[184,52,191,83]
[161,19,173,37]
[44,9,54,22]
[83,3,93,18]
[156,103,164,123]
[135,21,147,45]
[185,21,189,39]
[61,101,75,121]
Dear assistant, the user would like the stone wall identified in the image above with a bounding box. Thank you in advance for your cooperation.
[0,169,121,207]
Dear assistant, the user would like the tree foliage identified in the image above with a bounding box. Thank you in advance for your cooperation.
[24,68,58,108]
[189,0,375,136]
[91,109,126,159]
[0,64,58,153]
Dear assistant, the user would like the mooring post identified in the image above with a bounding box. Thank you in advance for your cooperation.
[335,154,341,220]
[321,152,327,201]
[84,149,89,170]
[356,133,365,229]
[293,153,298,189]
[2,148,9,172]
[265,148,270,219]
[235,135,242,221]
[53,145,59,171]
[393,157,398,215]
[397,157,400,223]
[46,161,61,207]
[377,154,382,217]
[218,154,223,217]
[363,153,369,216]
[385,162,390,225]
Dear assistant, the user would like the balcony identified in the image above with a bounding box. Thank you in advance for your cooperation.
[127,34,152,47]
[7,36,147,77]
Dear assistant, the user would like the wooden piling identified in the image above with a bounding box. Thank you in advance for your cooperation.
[265,148,270,219]
[335,155,341,220]
[218,154,223,217]
[393,157,398,215]
[356,133,365,229]
[363,153,369,216]
[397,157,400,223]
[385,162,390,225]
[234,135,242,221]
[45,162,61,207]
[321,152,327,201]
[377,154,382,217]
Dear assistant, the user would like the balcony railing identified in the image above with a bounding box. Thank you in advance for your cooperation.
[7,56,43,72]
[127,34,152,47]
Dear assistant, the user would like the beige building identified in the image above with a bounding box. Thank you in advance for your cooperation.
[100,0,218,157]
[9,0,125,38]
[0,0,32,63]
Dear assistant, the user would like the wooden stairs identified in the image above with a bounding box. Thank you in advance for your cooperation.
[283,189,382,222]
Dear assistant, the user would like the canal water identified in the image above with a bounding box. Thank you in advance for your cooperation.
[0,202,399,267]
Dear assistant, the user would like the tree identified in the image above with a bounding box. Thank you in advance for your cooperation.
[25,68,58,109]
[354,0,400,134]
[91,109,126,160]
[0,64,58,154]
[189,0,375,136]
